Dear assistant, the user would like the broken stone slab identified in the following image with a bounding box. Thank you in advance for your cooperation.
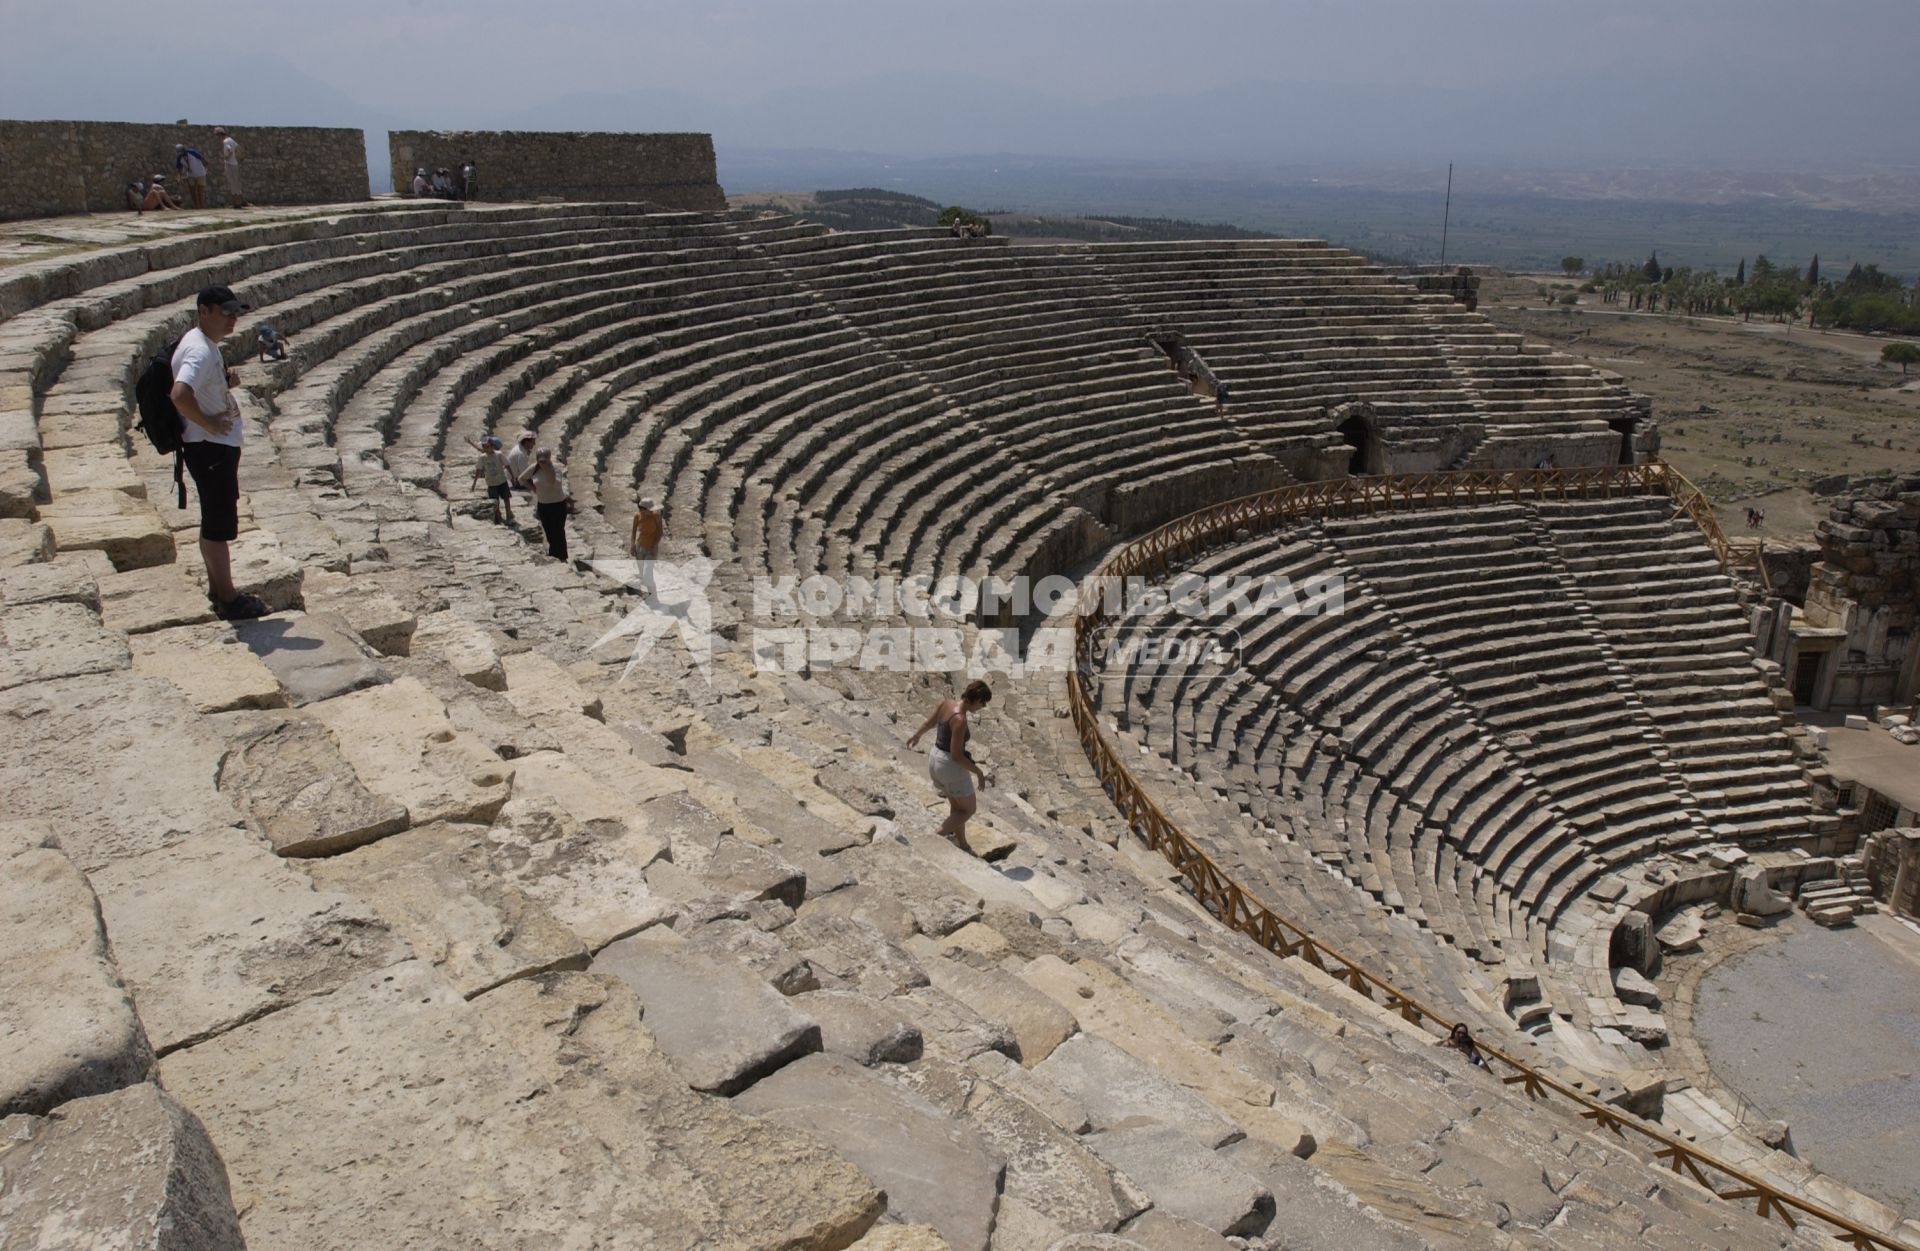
[966,1049,1094,1136]
[500,648,606,720]
[849,1226,954,1251]
[234,611,385,706]
[892,984,1021,1063]
[1033,1035,1242,1149]
[483,794,674,952]
[1654,907,1705,954]
[1732,866,1792,918]
[1612,965,1661,1008]
[832,842,985,936]
[678,912,822,996]
[1217,1134,1427,1251]
[939,1059,1150,1244]
[160,962,882,1250]
[95,563,217,633]
[733,1052,1007,1251]
[0,598,129,691]
[300,568,415,655]
[798,883,920,942]
[0,672,242,872]
[413,609,507,690]
[795,987,926,1066]
[306,819,587,999]
[129,620,288,712]
[784,910,930,998]
[919,951,1077,1067]
[309,675,512,826]
[961,822,1018,861]
[0,824,153,1116]
[0,559,98,610]
[1084,1124,1273,1238]
[592,934,821,1094]
[35,488,172,569]
[216,712,410,857]
[89,826,410,1055]
[0,1083,245,1250]
[0,518,54,566]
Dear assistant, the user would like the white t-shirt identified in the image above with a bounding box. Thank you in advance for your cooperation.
[221,136,240,168]
[181,151,207,178]
[504,443,532,485]
[172,327,242,448]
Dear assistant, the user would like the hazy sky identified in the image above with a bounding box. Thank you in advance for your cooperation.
[5,0,1917,165]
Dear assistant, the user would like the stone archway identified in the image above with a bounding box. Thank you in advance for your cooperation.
[1333,402,1382,476]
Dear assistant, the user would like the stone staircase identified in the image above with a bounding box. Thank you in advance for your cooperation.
[1,203,1912,1251]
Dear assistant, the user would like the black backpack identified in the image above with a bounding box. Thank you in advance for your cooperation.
[134,338,188,508]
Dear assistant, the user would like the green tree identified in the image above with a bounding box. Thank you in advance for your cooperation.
[1642,252,1662,283]
[1560,256,1584,276]
[1881,342,1920,375]
[1806,254,1820,287]
[936,205,993,235]
[1734,258,1745,286]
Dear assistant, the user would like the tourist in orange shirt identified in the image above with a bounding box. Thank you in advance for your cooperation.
[629,496,663,597]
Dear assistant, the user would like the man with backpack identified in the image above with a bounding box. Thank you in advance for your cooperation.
[170,286,268,619]
[174,144,208,209]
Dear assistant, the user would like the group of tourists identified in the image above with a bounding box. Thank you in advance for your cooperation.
[127,128,246,213]
[412,162,478,200]
[1745,507,1768,528]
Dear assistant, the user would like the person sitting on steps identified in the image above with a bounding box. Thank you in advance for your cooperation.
[1438,1022,1485,1067]
[907,680,994,850]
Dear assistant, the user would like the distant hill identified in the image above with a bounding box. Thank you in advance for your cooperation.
[731,189,1278,244]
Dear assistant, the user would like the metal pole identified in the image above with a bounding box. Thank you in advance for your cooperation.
[1439,162,1453,268]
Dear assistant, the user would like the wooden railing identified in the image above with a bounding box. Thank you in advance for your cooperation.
[1066,464,1904,1250]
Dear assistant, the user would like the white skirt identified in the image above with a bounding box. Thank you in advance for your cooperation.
[928,746,975,799]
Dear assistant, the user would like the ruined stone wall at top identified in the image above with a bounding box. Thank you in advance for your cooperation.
[387,131,725,210]
[1804,473,1920,709]
[0,121,369,220]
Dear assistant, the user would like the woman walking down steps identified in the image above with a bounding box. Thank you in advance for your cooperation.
[907,680,994,850]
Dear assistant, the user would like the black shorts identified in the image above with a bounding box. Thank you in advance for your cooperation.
[182,441,241,543]
[487,482,512,502]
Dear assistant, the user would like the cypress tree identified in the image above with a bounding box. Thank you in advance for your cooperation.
[1642,252,1662,283]
[1807,254,1820,286]
[1734,258,1745,286]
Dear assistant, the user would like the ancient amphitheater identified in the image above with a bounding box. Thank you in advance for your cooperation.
[3,143,1919,1251]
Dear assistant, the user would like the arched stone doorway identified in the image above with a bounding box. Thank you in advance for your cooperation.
[1334,402,1382,476]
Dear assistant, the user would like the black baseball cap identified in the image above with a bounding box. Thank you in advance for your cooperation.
[196,285,248,315]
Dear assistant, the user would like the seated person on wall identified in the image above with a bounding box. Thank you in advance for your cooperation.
[432,168,454,198]
[411,168,430,197]
[141,175,182,212]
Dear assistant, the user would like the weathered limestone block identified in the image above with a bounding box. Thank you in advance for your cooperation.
[0,518,54,566]
[1114,1210,1237,1251]
[483,794,674,951]
[160,962,882,1250]
[96,562,216,632]
[0,452,45,521]
[892,985,1021,1063]
[1032,1035,1241,1149]
[784,911,930,998]
[794,988,925,1066]
[224,529,304,610]
[34,403,123,450]
[670,823,810,908]
[0,824,152,1116]
[591,934,821,1094]
[0,672,241,871]
[300,568,415,654]
[413,609,507,690]
[947,1063,1150,1245]
[508,748,674,834]
[130,620,287,712]
[1612,965,1661,1008]
[1217,1135,1428,1251]
[849,1226,953,1251]
[1022,956,1300,1150]
[1732,866,1792,918]
[1608,909,1661,974]
[42,442,144,497]
[234,612,385,705]
[1085,1125,1273,1238]
[734,1052,1007,1251]
[309,675,512,825]
[218,713,410,856]
[0,598,128,691]
[833,842,985,936]
[0,559,98,610]
[798,883,920,941]
[35,488,172,569]
[0,1083,245,1250]
[919,951,1077,1067]
[89,827,410,1054]
[305,820,587,998]
[500,648,606,720]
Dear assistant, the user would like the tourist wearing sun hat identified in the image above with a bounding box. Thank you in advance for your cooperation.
[505,430,537,490]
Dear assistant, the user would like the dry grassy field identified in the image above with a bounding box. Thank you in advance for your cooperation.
[1478,272,1920,541]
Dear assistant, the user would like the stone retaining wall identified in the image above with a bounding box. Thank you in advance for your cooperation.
[0,121,368,220]
[386,131,725,210]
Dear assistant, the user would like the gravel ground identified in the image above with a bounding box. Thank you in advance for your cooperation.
[1692,912,1920,1215]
